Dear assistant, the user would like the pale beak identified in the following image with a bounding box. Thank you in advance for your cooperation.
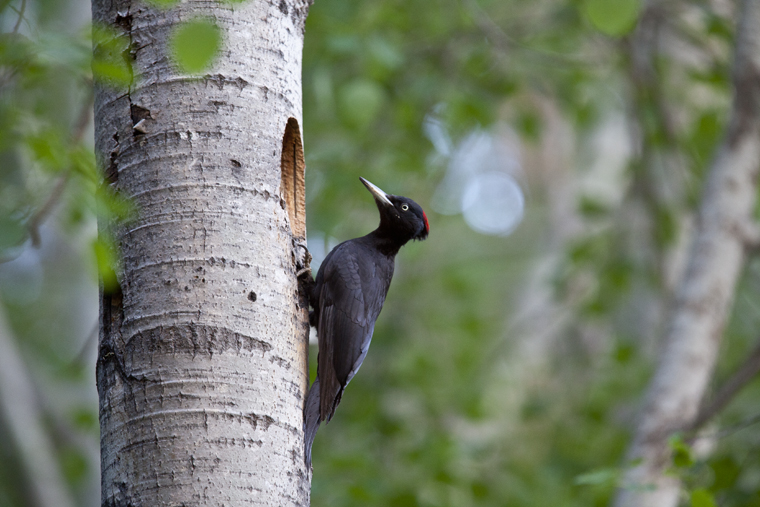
[359,177,393,207]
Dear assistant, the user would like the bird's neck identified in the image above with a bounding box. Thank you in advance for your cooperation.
[365,229,404,257]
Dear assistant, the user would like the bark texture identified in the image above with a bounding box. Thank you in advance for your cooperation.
[93,0,312,505]
[614,1,760,506]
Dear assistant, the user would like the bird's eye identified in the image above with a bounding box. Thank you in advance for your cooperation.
[401,204,409,211]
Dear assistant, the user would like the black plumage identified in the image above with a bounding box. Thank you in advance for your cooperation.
[303,177,429,467]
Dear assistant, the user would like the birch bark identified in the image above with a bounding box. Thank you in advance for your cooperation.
[614,1,760,505]
[93,0,312,505]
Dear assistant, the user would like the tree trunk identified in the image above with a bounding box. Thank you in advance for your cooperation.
[614,1,760,506]
[93,0,312,504]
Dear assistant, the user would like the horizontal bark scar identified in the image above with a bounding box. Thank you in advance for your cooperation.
[246,413,275,431]
[205,74,249,91]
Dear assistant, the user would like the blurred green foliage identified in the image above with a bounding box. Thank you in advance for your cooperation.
[301,0,760,506]
[0,0,116,503]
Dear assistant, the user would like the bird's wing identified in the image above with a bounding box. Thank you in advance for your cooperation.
[317,243,388,422]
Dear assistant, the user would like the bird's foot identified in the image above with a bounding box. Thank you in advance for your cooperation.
[293,239,315,307]
[293,240,312,271]
[293,240,313,280]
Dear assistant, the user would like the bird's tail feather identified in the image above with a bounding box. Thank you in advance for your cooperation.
[303,377,321,467]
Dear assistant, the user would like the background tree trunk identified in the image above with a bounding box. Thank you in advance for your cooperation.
[93,0,312,504]
[614,1,760,505]
[0,307,75,507]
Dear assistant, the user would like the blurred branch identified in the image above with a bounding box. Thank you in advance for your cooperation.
[460,0,591,66]
[0,307,75,507]
[626,5,677,145]
[71,84,94,139]
[680,412,760,442]
[460,0,513,53]
[689,339,760,432]
[70,320,98,368]
[614,1,760,506]
[622,1,686,283]
[28,175,69,247]
[666,17,726,65]
[713,412,760,438]
[12,0,25,33]
[28,89,93,248]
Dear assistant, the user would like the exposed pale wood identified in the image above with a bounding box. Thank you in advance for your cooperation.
[280,117,306,240]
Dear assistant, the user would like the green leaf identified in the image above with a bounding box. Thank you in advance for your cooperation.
[367,36,403,73]
[579,196,610,218]
[92,236,119,292]
[96,185,136,223]
[690,489,717,507]
[445,92,496,130]
[169,19,221,74]
[574,468,619,486]
[614,343,634,363]
[583,0,640,37]
[0,214,26,252]
[668,433,694,468]
[60,446,88,484]
[144,0,179,8]
[515,110,542,142]
[654,206,677,246]
[710,456,740,490]
[71,407,98,431]
[339,79,385,129]
[26,129,69,173]
[91,24,133,88]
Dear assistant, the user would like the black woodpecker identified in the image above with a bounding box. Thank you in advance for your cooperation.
[303,177,429,467]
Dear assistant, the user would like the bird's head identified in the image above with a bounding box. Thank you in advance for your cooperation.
[360,177,429,243]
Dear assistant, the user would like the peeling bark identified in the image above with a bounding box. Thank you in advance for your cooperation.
[614,1,760,506]
[93,0,313,504]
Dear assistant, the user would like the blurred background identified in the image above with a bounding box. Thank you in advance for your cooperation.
[2,0,760,505]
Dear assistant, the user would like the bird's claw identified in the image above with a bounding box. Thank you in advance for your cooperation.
[293,240,312,271]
